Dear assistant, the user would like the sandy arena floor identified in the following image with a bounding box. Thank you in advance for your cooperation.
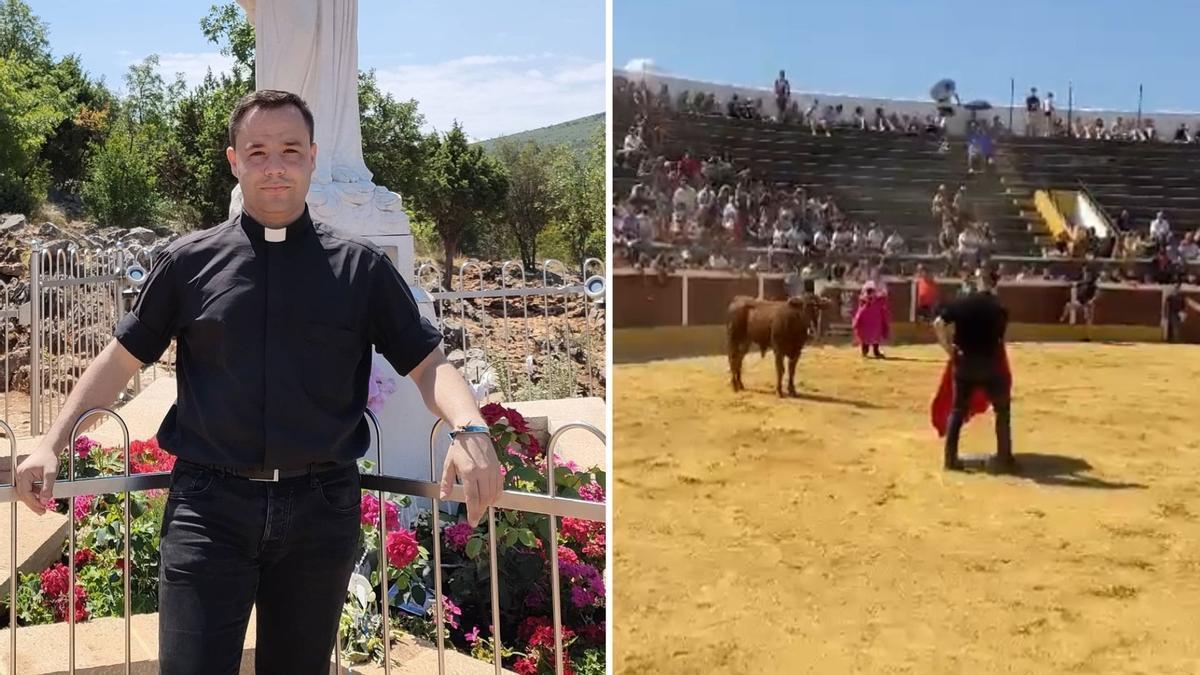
[614,342,1200,674]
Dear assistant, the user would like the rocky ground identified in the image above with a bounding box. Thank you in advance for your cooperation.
[421,259,606,399]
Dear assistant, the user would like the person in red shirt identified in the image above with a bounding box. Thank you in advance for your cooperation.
[678,151,702,185]
[915,264,941,321]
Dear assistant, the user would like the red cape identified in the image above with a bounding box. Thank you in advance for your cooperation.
[930,346,1012,437]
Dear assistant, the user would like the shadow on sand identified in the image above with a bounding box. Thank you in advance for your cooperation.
[960,452,1147,490]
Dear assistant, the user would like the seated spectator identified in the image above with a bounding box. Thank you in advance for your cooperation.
[866,221,885,251]
[1150,211,1172,247]
[812,227,832,254]
[1069,222,1091,258]
[726,94,742,118]
[852,106,867,130]
[957,224,984,262]
[672,182,698,217]
[832,223,854,252]
[1180,233,1200,261]
[872,107,891,132]
[617,126,648,168]
[883,230,906,255]
[1175,123,1193,143]
[1115,208,1131,232]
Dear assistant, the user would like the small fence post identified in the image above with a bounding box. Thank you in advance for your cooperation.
[29,239,42,436]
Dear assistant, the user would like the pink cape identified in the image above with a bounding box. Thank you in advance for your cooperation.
[852,294,891,345]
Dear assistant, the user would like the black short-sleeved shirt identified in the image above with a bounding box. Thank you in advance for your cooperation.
[937,290,1008,358]
[1025,95,1040,112]
[1076,276,1098,303]
[113,207,443,469]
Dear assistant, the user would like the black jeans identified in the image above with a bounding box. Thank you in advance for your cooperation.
[158,459,363,674]
[944,353,1012,466]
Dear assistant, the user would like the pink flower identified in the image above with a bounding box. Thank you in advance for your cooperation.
[386,529,420,569]
[443,522,473,552]
[73,436,98,459]
[441,596,462,629]
[367,365,398,413]
[72,495,95,523]
[578,481,604,503]
[465,625,481,644]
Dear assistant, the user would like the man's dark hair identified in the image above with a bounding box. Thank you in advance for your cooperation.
[228,89,315,148]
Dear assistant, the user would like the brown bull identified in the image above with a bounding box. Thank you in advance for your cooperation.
[727,294,828,397]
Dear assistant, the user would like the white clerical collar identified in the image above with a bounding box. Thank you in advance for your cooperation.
[264,227,287,242]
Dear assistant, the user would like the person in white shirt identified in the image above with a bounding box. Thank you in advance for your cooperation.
[832,225,853,251]
[883,230,905,255]
[812,228,831,253]
[722,200,738,231]
[788,226,811,252]
[851,225,866,251]
[1150,211,1171,245]
[673,183,698,216]
[866,222,885,250]
[1179,233,1200,261]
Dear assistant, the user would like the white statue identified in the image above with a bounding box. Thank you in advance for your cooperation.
[231,0,405,234]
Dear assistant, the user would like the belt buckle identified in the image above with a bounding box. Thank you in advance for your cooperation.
[248,469,280,482]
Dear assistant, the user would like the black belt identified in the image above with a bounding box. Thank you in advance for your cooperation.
[185,459,351,482]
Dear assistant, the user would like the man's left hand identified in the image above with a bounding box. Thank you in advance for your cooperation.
[440,432,503,526]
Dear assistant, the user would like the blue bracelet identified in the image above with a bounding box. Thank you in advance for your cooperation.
[448,424,490,439]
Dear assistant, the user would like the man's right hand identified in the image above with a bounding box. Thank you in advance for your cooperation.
[14,447,59,515]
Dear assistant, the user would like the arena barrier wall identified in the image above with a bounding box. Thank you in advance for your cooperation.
[615,270,1199,361]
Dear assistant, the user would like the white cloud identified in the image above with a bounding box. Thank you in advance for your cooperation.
[122,51,235,90]
[623,57,663,74]
[156,52,236,88]
[373,53,605,141]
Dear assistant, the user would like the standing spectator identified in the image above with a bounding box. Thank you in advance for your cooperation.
[1174,123,1192,143]
[1043,92,1056,137]
[774,70,791,121]
[1060,267,1099,328]
[1116,208,1131,232]
[938,221,958,254]
[1165,279,1187,343]
[915,264,940,320]
[1025,87,1041,137]
[931,184,948,223]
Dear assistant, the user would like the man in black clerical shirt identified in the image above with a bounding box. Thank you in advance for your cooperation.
[933,267,1016,473]
[13,90,502,675]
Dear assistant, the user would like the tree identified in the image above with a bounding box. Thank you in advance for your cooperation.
[160,70,250,228]
[0,0,48,64]
[81,117,162,228]
[408,123,508,290]
[0,55,67,213]
[494,140,559,271]
[551,124,605,265]
[39,54,116,194]
[359,69,425,204]
[200,2,255,86]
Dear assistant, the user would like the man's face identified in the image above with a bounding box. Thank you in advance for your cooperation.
[226,105,317,225]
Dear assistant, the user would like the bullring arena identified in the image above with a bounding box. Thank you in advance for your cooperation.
[612,71,1200,674]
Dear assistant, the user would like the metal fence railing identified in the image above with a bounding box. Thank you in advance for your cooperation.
[416,260,606,400]
[0,409,605,674]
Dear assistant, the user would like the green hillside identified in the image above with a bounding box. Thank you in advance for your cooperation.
[477,113,603,157]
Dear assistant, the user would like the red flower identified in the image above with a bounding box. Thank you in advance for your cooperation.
[130,437,175,474]
[479,403,529,434]
[386,529,420,569]
[512,657,538,675]
[40,564,69,598]
[73,548,95,568]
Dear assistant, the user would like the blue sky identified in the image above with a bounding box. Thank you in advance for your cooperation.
[31,0,605,140]
[615,0,1200,113]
